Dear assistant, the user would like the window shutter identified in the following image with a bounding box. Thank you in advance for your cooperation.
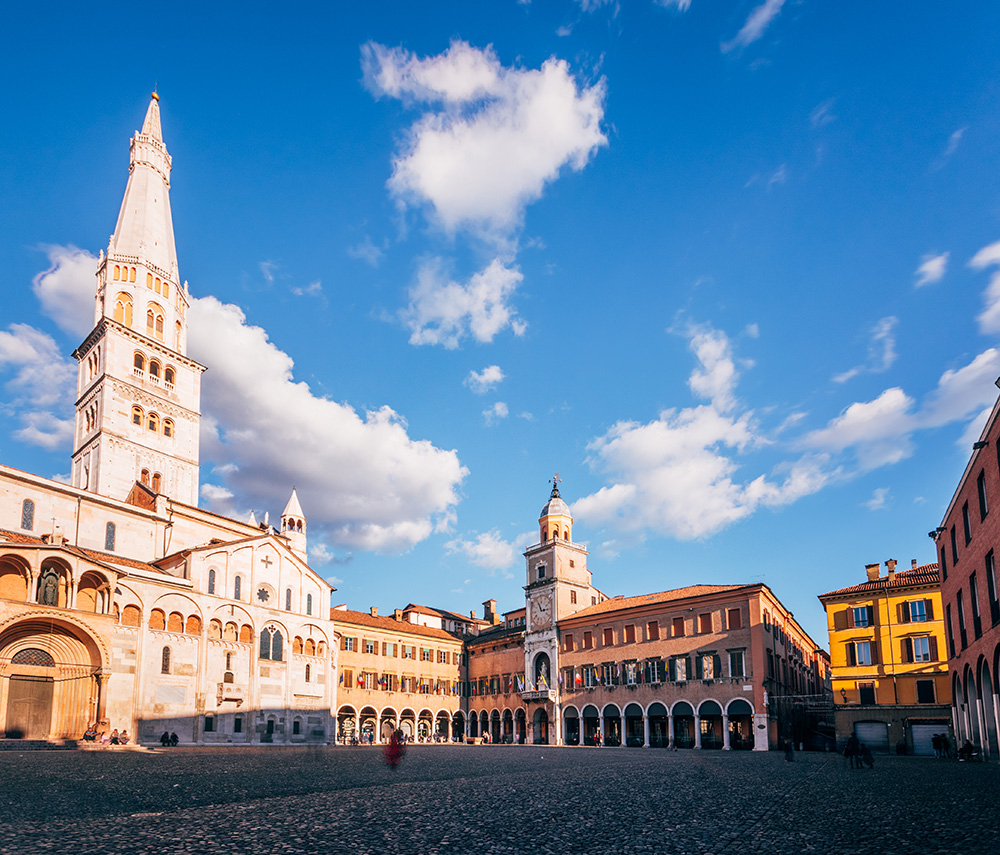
[846,609,855,628]
[870,639,879,665]
[899,602,910,623]
[669,659,677,681]
[901,638,912,663]
[695,657,703,679]
[834,609,847,631]
[685,656,692,680]
[925,599,935,620]
[713,654,722,677]
[353,637,359,651]
[846,643,856,666]
[867,605,875,626]
[929,636,939,661]
[340,636,346,650]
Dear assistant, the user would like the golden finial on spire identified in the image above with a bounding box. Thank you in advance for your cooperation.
[151,90,159,102]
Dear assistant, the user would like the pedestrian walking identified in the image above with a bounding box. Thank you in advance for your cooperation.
[844,733,860,769]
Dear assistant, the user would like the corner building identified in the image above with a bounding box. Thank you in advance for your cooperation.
[933,382,1000,760]
[465,484,832,750]
[818,560,951,754]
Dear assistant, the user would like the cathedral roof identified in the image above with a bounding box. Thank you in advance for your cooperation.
[282,488,304,519]
[540,483,571,518]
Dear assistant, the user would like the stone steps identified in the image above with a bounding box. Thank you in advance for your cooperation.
[0,739,78,751]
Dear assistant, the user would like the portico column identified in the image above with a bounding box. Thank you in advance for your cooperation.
[619,714,625,747]
[69,575,79,609]
[95,671,111,726]
[28,568,40,603]
[722,714,731,749]
[643,715,650,748]
[694,715,702,748]
[667,713,674,748]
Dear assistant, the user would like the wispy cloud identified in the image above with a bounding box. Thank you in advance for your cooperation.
[932,126,967,170]
[865,487,889,510]
[833,316,898,383]
[915,252,949,288]
[347,236,385,267]
[810,98,837,129]
[970,238,1000,333]
[721,0,786,54]
[483,401,509,426]
[465,365,505,395]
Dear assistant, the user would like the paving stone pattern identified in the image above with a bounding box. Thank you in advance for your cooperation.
[0,747,997,855]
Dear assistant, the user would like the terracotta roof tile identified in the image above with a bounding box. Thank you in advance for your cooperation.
[330,608,461,642]
[819,565,940,599]
[0,529,46,545]
[564,584,749,621]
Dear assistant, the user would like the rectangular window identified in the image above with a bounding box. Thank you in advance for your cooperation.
[699,653,717,679]
[957,593,968,649]
[204,715,215,733]
[852,606,873,628]
[951,526,959,563]
[583,631,593,649]
[912,636,931,662]
[438,650,448,663]
[421,648,432,661]
[564,634,575,652]
[672,617,685,637]
[651,659,666,683]
[234,716,243,733]
[978,469,989,520]
[858,682,876,705]
[916,679,936,704]
[727,608,742,630]
[971,573,983,639]
[987,550,1000,626]
[671,656,688,681]
[855,641,873,666]
[729,649,745,678]
[647,621,660,641]
[946,604,956,658]
[624,625,636,644]
[364,639,375,655]
[602,628,614,646]
[602,664,615,685]
[698,613,712,633]
[909,600,927,622]
[584,666,597,688]
[963,501,972,545]
[940,546,948,580]
[570,590,577,604]
[343,669,353,687]
[343,637,355,652]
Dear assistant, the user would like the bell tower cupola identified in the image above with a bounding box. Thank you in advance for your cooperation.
[539,474,573,544]
[281,488,308,561]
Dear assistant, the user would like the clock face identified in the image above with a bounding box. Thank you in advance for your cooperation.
[533,596,551,627]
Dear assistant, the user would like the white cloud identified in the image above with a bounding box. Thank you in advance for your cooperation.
[465,365,505,394]
[259,261,277,284]
[291,280,323,297]
[721,0,787,53]
[446,528,534,571]
[200,483,234,503]
[575,324,831,540]
[745,323,760,338]
[655,0,691,9]
[767,164,787,187]
[189,295,467,553]
[483,401,509,426]
[865,487,889,511]
[915,252,949,287]
[833,316,898,383]
[363,40,607,239]
[32,245,96,338]
[0,323,77,449]
[403,258,526,348]
[970,239,1000,334]
[932,126,967,169]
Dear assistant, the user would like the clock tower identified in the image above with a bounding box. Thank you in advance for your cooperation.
[522,477,599,743]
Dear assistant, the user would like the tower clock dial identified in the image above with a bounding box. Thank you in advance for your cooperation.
[532,595,552,628]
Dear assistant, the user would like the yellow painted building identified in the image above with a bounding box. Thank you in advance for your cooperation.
[818,559,952,754]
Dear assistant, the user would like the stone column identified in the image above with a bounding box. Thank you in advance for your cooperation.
[752,712,768,751]
[722,714,731,749]
[667,713,674,748]
[96,671,111,727]
[694,715,702,748]
[28,568,40,604]
[554,703,562,746]
[619,714,625,747]
[643,715,650,748]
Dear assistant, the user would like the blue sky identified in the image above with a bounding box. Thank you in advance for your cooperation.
[2,1,1000,644]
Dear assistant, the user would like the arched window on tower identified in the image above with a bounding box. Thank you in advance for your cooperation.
[140,469,150,486]
[114,293,133,326]
[175,321,183,350]
[147,272,153,289]
[147,303,165,340]
[132,406,144,426]
[161,646,171,674]
[105,522,116,551]
[234,576,242,600]
[307,593,313,616]
[133,352,145,373]
[147,412,160,432]
[113,264,120,280]
[208,568,216,595]
[151,473,162,493]
[129,267,136,283]
[148,360,160,380]
[163,419,174,438]
[285,588,292,611]
[164,367,175,387]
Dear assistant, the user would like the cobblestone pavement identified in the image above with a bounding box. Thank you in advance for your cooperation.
[1,746,998,855]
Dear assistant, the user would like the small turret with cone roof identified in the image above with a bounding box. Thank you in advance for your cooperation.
[281,488,308,560]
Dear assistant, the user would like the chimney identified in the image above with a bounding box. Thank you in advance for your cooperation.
[483,598,498,625]
[912,558,918,569]
[470,609,477,619]
[393,608,402,621]
[865,563,881,582]
[886,559,897,580]
[370,607,378,617]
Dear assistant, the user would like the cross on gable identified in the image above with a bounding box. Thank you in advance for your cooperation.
[261,554,273,568]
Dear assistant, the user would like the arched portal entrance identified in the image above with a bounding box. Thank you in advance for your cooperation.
[672,702,695,748]
[624,703,644,747]
[699,701,723,749]
[360,706,378,743]
[563,706,580,745]
[452,711,465,742]
[337,705,357,743]
[381,707,399,742]
[479,710,488,740]
[435,711,450,742]
[0,614,107,739]
[515,708,526,744]
[534,653,551,690]
[502,709,514,743]
[980,661,998,760]
[648,702,668,747]
[490,709,501,744]
[602,704,621,746]
[727,699,755,750]
[532,707,549,744]
[582,704,599,745]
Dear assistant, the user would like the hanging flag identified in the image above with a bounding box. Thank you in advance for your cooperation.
[558,671,563,685]
[575,669,582,686]
[339,672,343,684]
